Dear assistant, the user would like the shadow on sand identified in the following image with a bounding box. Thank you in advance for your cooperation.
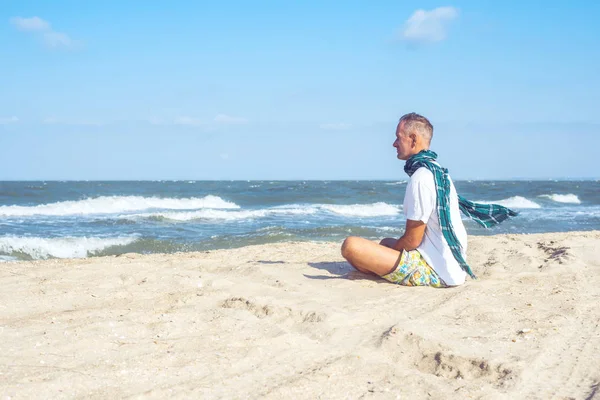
[305,261,386,283]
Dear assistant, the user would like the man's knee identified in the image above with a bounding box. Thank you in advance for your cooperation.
[341,236,359,260]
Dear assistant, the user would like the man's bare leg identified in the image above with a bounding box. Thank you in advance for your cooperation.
[341,236,402,276]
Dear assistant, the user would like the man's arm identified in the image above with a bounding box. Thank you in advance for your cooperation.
[392,219,426,252]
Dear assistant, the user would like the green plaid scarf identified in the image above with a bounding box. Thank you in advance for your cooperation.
[404,150,518,279]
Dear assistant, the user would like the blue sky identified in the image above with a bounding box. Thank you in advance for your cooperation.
[1,1,599,180]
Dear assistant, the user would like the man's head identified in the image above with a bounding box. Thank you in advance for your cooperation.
[393,113,433,160]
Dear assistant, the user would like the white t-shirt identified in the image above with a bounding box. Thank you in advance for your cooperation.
[403,167,468,286]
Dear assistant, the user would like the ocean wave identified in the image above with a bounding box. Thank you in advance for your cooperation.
[477,196,541,209]
[135,207,318,222]
[0,235,139,260]
[539,194,581,204]
[0,195,239,217]
[370,226,403,232]
[319,202,401,217]
[384,181,406,186]
[256,224,401,239]
[126,202,401,222]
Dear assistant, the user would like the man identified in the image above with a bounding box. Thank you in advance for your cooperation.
[341,113,516,287]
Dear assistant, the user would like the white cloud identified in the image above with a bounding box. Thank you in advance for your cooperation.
[43,31,76,49]
[319,123,352,130]
[10,16,79,49]
[0,116,19,125]
[214,114,248,125]
[174,116,204,127]
[400,7,459,44]
[219,153,230,160]
[10,16,49,31]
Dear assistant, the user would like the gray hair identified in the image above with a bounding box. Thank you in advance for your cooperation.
[399,112,433,144]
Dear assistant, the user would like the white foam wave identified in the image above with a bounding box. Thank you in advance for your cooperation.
[384,181,406,186]
[0,236,139,259]
[373,226,403,232]
[320,202,401,217]
[132,205,319,222]
[478,196,541,209]
[128,202,401,222]
[539,194,581,204]
[0,255,19,262]
[0,195,239,217]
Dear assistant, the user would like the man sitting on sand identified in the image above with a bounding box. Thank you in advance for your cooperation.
[341,113,516,287]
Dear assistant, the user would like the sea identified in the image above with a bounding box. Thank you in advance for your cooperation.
[0,180,599,262]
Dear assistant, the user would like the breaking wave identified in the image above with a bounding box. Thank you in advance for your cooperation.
[539,194,581,204]
[127,202,401,222]
[0,235,139,259]
[0,195,239,217]
[319,202,401,217]
[477,196,541,209]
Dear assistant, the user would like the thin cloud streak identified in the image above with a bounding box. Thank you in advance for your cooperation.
[0,116,19,125]
[43,31,76,49]
[214,114,248,125]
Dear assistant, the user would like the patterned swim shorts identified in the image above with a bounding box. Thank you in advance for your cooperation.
[381,249,447,288]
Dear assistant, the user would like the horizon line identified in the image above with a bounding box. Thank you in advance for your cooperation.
[1,178,599,182]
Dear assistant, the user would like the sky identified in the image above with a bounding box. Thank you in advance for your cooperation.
[1,0,599,180]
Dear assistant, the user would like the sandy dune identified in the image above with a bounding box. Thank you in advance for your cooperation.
[1,231,599,399]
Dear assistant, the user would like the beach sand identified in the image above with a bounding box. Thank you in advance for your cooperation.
[1,231,599,399]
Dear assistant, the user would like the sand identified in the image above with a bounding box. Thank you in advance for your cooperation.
[1,231,599,399]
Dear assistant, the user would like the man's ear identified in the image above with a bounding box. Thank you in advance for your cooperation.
[410,133,417,147]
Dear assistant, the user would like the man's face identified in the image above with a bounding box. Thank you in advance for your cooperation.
[393,122,413,160]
